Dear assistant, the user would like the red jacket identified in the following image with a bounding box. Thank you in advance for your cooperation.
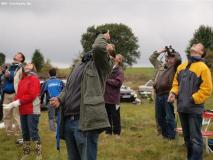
[16,73,41,115]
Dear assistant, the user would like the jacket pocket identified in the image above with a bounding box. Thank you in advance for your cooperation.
[84,95,104,105]
[84,68,102,97]
[83,96,108,128]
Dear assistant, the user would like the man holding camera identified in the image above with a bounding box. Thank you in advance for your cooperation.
[168,43,212,160]
[3,52,25,138]
[50,30,115,160]
[149,47,181,140]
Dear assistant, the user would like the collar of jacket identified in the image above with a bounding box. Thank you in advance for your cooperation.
[50,76,57,79]
[23,71,37,77]
[187,55,204,63]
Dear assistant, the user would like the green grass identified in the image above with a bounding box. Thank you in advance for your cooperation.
[1,67,212,160]
[0,99,213,160]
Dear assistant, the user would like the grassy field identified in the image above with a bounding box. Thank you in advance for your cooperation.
[0,100,213,160]
[0,67,213,160]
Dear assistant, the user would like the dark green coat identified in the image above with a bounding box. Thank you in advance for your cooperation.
[80,34,112,131]
[59,34,112,135]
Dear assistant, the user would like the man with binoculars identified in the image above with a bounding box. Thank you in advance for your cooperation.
[149,46,182,140]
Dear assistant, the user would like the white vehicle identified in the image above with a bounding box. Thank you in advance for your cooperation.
[120,85,137,102]
[138,80,153,98]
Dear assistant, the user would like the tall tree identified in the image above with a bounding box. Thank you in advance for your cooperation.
[81,23,140,66]
[186,25,213,69]
[31,49,45,72]
[41,59,52,75]
[0,53,6,66]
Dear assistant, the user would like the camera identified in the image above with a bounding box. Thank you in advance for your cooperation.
[165,45,176,56]
[1,64,8,74]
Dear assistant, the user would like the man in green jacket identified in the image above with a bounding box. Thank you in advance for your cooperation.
[50,30,115,160]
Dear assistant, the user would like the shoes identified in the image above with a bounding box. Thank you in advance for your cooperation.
[16,138,24,145]
[114,134,121,139]
[6,133,13,136]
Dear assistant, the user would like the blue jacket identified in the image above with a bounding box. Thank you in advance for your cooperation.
[41,77,64,103]
[3,63,20,94]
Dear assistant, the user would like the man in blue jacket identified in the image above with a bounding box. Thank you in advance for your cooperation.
[3,52,25,137]
[41,68,64,131]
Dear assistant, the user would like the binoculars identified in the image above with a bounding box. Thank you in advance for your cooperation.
[1,64,8,74]
[165,45,176,56]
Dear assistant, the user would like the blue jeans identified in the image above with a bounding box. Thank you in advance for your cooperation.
[156,94,176,139]
[64,119,99,160]
[20,114,40,141]
[48,104,58,131]
[179,113,203,160]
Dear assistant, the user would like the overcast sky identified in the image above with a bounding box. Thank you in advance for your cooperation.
[0,0,213,67]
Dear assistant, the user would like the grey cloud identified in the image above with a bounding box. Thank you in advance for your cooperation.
[0,0,213,67]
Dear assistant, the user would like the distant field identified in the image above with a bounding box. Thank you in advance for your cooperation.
[124,67,154,90]
[57,67,155,90]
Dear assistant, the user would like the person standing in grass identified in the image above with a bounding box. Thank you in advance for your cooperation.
[3,63,42,160]
[149,48,182,140]
[2,52,25,145]
[168,43,212,160]
[104,54,124,138]
[40,68,64,131]
[50,30,115,160]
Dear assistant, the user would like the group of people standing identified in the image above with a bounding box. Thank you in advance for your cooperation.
[0,30,212,160]
[0,53,42,160]
[0,30,124,160]
[150,43,212,160]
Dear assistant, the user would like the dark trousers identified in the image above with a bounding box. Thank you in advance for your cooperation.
[156,94,176,139]
[0,93,4,121]
[20,114,40,141]
[105,103,121,135]
[64,119,99,160]
[0,104,3,121]
[179,112,203,160]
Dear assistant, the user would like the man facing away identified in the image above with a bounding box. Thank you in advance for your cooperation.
[50,30,115,160]
[168,43,213,160]
[41,68,64,131]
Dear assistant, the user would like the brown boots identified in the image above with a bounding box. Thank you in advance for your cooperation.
[34,141,42,160]
[20,141,30,160]
[20,141,42,160]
